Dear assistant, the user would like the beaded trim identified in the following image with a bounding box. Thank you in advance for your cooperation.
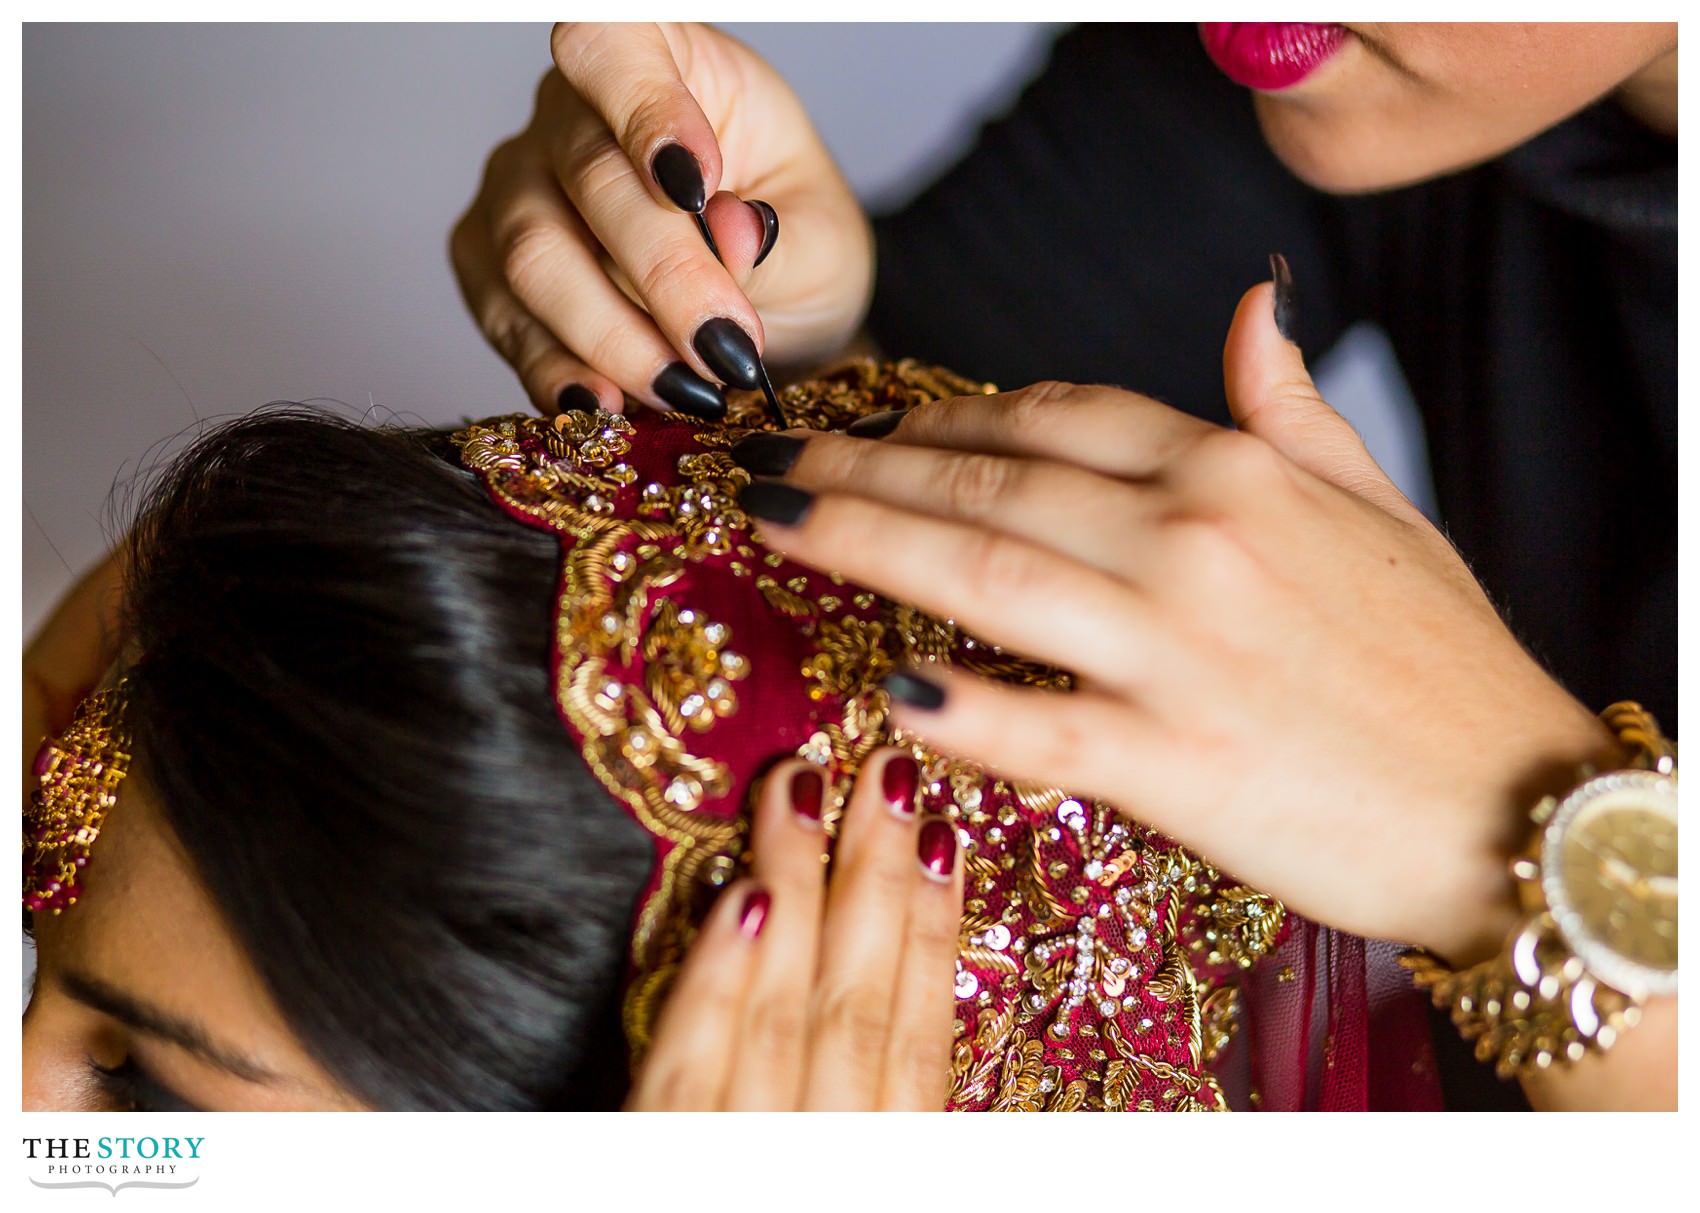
[23,682,131,913]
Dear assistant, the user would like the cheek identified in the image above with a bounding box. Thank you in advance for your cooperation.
[1252,23,1672,193]
[1402,23,1670,121]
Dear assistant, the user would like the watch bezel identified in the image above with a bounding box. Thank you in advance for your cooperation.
[1540,769,1679,999]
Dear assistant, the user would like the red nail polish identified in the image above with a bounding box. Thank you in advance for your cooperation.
[738,888,771,940]
[31,739,55,781]
[790,768,824,822]
[881,754,919,816]
[917,819,957,882]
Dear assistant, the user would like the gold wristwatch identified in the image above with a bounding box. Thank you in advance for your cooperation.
[1402,703,1677,1078]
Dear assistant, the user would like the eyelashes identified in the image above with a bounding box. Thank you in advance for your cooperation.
[87,1057,201,1113]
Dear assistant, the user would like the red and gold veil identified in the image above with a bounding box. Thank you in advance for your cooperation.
[450,360,1445,1111]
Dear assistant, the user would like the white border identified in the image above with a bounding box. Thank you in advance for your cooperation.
[9,10,1693,1211]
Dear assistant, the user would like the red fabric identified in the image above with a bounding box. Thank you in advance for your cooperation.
[1231,917,1443,1110]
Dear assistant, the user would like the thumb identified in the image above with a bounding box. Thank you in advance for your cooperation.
[701,191,778,284]
[1223,256,1412,517]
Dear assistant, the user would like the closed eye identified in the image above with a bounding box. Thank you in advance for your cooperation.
[87,1057,202,1113]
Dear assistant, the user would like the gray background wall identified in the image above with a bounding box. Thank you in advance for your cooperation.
[22,21,1426,639]
[23,22,1061,634]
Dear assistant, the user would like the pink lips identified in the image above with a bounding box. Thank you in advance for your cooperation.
[1199,23,1348,91]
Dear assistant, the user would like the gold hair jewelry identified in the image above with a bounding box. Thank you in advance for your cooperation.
[23,681,131,913]
[1402,702,1677,1078]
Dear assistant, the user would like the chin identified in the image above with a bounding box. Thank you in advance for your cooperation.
[1250,96,1432,195]
[1252,93,1549,196]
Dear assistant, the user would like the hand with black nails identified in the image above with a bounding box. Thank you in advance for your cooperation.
[625,749,963,1110]
[450,22,873,420]
[733,273,1626,978]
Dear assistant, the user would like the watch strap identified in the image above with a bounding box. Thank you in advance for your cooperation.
[1401,916,1641,1079]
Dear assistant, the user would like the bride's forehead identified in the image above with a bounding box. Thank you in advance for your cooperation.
[24,699,254,1005]
[38,775,223,957]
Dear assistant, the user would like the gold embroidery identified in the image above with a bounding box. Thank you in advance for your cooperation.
[641,599,747,735]
[802,616,892,701]
[1190,882,1285,971]
[1146,949,1190,1003]
[949,1005,1017,1108]
[891,603,956,664]
[754,574,816,619]
[989,1033,1047,1111]
[1198,985,1241,1066]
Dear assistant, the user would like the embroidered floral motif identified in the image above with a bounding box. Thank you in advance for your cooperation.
[641,599,746,735]
[803,616,892,701]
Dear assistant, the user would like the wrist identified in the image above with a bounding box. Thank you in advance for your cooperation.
[1519,991,1678,1111]
[1415,701,1627,967]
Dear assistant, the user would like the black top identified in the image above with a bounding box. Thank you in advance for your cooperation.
[869,23,1675,1110]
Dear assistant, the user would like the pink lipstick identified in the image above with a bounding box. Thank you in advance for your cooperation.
[1198,23,1348,91]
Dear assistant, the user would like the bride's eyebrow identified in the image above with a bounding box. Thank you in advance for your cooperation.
[57,969,281,1086]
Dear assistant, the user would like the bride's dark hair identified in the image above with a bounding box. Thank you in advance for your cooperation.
[119,408,651,1110]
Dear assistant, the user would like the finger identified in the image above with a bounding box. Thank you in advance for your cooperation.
[478,143,729,417]
[702,190,776,282]
[450,205,625,415]
[625,877,768,1110]
[739,482,1152,682]
[802,748,923,1110]
[880,814,964,1110]
[723,760,829,1110]
[878,666,1149,815]
[548,85,766,391]
[779,432,1166,573]
[1222,267,1417,520]
[550,22,723,213]
[843,380,1214,481]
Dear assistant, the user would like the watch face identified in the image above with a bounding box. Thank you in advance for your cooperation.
[1543,770,1678,997]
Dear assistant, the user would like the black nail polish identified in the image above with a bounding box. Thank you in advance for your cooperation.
[693,211,723,264]
[755,359,786,427]
[881,670,946,711]
[730,432,804,476]
[739,478,813,526]
[845,409,904,439]
[693,317,763,391]
[748,199,779,267]
[653,362,727,419]
[1270,252,1297,345]
[556,384,601,414]
[651,142,705,213]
